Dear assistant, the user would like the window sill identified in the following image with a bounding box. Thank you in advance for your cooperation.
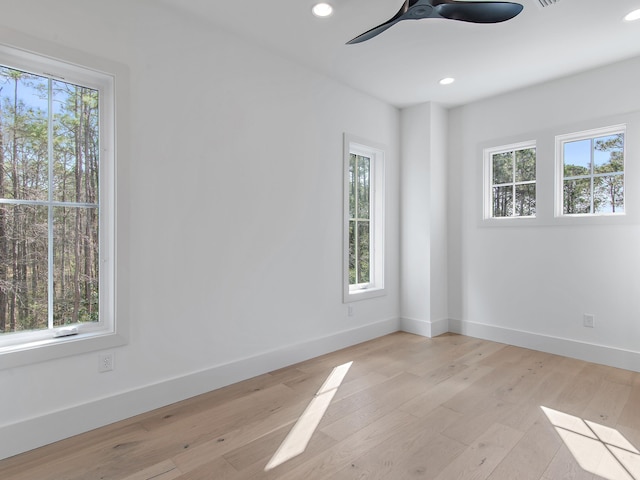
[0,330,127,370]
[344,286,386,303]
[481,216,539,227]
[480,212,636,228]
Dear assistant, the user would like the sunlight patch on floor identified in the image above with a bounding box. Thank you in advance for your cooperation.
[541,406,640,480]
[265,361,353,471]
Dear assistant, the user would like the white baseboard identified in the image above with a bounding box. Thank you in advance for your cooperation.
[449,319,640,373]
[0,317,400,461]
[400,317,450,338]
[7,315,638,461]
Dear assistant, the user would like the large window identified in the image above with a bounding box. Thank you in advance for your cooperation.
[557,125,625,216]
[484,141,536,219]
[0,42,118,365]
[344,135,385,302]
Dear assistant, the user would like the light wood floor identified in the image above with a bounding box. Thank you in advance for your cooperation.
[2,332,640,479]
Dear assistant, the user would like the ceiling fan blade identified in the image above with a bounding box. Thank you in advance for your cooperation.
[435,1,523,23]
[346,19,401,44]
[346,0,415,44]
[346,0,522,44]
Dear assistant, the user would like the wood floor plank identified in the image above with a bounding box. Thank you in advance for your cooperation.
[2,332,639,480]
[500,370,577,433]
[398,364,495,418]
[541,444,599,480]
[273,410,418,480]
[486,419,562,480]
[581,378,632,427]
[0,423,154,480]
[222,426,336,478]
[319,372,430,441]
[173,457,239,480]
[120,460,182,480]
[618,374,640,431]
[222,426,333,473]
[553,363,608,417]
[434,422,524,480]
[440,395,519,446]
[170,395,310,473]
[331,406,465,480]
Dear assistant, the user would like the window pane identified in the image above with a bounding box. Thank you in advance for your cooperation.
[594,175,624,214]
[53,206,99,326]
[348,220,356,284]
[492,185,513,217]
[357,220,370,284]
[563,178,591,214]
[564,139,591,177]
[515,184,536,216]
[0,66,49,201]
[52,81,100,204]
[348,153,364,286]
[357,155,370,220]
[0,204,49,333]
[348,154,356,219]
[515,148,536,182]
[492,152,513,185]
[594,134,624,174]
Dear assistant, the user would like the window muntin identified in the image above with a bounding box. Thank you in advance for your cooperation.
[0,43,116,358]
[559,127,625,215]
[485,142,536,219]
[344,135,385,302]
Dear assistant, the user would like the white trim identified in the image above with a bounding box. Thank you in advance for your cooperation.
[343,134,386,303]
[0,30,128,368]
[400,317,450,338]
[5,314,640,460]
[449,319,640,373]
[0,317,399,460]
[483,140,537,220]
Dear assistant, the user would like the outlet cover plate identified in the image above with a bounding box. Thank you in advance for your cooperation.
[583,314,595,328]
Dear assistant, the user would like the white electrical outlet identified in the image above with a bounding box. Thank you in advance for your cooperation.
[99,352,114,372]
[583,314,595,328]
[348,305,354,317]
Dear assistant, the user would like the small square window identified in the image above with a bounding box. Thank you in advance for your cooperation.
[556,125,625,216]
[484,141,537,219]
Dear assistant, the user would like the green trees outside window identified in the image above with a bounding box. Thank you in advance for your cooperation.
[491,146,536,218]
[0,66,99,335]
[348,153,370,286]
[563,133,624,215]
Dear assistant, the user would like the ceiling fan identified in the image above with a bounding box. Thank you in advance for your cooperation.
[346,0,524,44]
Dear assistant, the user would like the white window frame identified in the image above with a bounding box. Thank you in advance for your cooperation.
[555,124,626,218]
[343,134,385,303]
[483,140,537,220]
[0,40,124,369]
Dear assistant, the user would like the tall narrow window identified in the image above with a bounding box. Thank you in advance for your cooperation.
[0,66,99,335]
[344,135,385,302]
[557,126,625,216]
[484,141,536,219]
[349,152,371,286]
[0,42,118,365]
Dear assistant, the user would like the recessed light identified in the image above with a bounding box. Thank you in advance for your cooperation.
[312,3,333,17]
[624,9,640,21]
[439,77,455,85]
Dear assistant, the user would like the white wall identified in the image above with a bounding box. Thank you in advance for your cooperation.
[400,103,449,337]
[0,0,400,459]
[447,56,640,371]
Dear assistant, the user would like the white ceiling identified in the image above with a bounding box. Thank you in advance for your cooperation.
[158,0,640,108]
